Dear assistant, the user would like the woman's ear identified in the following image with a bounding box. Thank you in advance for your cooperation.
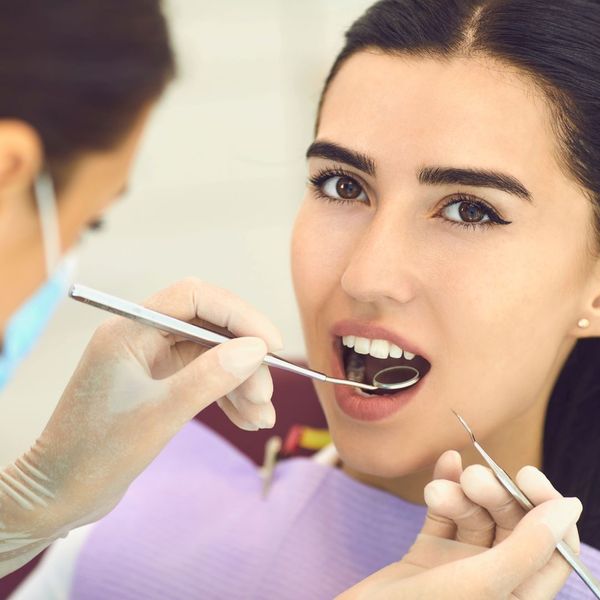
[573,259,600,338]
[0,120,43,203]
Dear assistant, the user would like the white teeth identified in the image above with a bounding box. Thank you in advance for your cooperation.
[369,339,391,359]
[342,335,356,349]
[389,344,403,359]
[353,337,371,355]
[343,335,417,360]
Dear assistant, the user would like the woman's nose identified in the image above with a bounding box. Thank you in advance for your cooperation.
[340,212,420,306]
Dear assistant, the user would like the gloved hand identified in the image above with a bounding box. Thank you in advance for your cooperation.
[338,451,583,599]
[0,278,282,576]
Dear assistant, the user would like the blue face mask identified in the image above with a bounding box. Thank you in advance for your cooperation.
[0,259,76,390]
[0,173,76,391]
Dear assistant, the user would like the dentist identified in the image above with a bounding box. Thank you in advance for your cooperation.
[0,0,280,576]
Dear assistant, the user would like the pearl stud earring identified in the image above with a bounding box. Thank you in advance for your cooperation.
[578,318,591,329]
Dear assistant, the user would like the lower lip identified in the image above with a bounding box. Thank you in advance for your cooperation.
[331,348,426,422]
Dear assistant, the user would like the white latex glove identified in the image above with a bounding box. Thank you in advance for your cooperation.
[338,451,583,599]
[0,278,282,576]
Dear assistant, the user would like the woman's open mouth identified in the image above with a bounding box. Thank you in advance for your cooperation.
[329,324,432,421]
[341,336,431,395]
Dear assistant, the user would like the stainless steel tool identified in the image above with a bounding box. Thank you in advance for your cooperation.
[69,284,420,393]
[453,411,600,598]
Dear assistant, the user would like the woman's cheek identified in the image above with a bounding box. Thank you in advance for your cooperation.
[292,200,366,305]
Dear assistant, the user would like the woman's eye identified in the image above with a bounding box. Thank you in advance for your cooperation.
[87,218,105,232]
[442,200,490,224]
[320,175,368,202]
[439,197,511,228]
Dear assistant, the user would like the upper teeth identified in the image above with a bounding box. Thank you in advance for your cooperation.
[342,336,413,360]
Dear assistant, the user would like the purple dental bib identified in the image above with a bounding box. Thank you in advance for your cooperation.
[70,421,600,599]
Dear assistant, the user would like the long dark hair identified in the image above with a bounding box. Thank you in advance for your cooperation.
[0,0,176,185]
[319,0,600,549]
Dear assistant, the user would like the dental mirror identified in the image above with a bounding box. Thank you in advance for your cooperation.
[371,365,420,391]
[70,284,422,395]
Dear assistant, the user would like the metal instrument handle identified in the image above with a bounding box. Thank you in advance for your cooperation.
[474,441,600,598]
[69,284,378,392]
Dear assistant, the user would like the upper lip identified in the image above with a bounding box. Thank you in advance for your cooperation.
[330,319,430,362]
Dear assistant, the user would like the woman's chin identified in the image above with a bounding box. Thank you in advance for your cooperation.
[330,427,431,480]
[316,386,445,480]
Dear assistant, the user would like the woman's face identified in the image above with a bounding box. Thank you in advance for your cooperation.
[291,52,598,480]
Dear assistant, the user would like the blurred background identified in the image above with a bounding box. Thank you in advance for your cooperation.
[0,0,373,467]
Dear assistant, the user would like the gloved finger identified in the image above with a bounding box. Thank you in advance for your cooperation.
[513,488,581,600]
[379,499,581,600]
[406,533,486,570]
[462,466,581,599]
[424,479,496,547]
[433,450,463,482]
[229,365,274,406]
[420,451,463,540]
[472,496,583,595]
[513,469,581,598]
[511,548,575,600]
[169,339,206,367]
[226,368,275,430]
[143,278,283,351]
[166,336,267,424]
[350,499,582,600]
[145,339,204,380]
[460,464,526,545]
[339,535,486,598]
[217,397,262,431]
[516,466,580,553]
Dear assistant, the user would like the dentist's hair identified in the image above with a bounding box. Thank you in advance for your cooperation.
[0,0,175,186]
[318,0,600,549]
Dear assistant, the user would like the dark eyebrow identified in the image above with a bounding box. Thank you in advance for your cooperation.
[305,142,531,201]
[306,141,376,177]
[419,166,532,202]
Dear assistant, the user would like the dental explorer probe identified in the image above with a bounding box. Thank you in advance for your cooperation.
[452,411,600,598]
[69,284,420,393]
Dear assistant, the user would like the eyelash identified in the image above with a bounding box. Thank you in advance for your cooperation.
[87,218,105,232]
[437,195,512,230]
[308,167,366,205]
[308,168,512,230]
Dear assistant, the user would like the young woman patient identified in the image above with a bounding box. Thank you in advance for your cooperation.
[12,0,600,598]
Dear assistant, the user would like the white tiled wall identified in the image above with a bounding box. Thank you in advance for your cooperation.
[0,1,373,466]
